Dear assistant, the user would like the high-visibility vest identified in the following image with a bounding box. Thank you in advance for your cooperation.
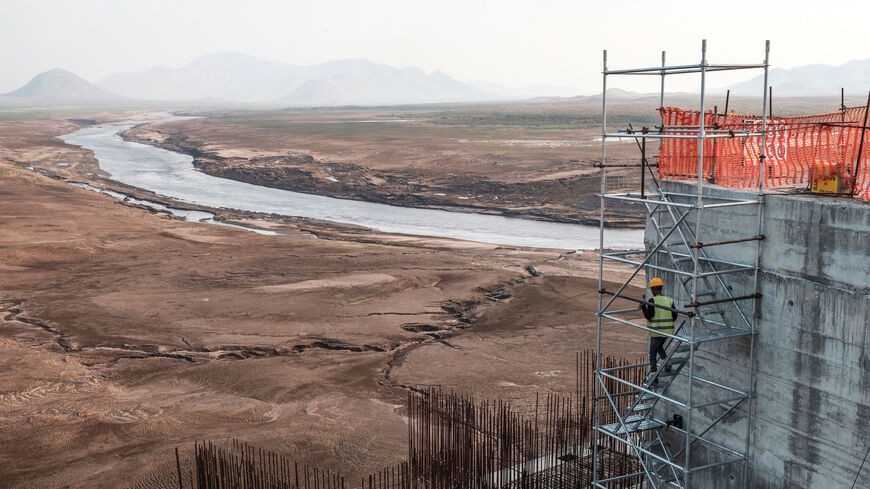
[648,295,675,337]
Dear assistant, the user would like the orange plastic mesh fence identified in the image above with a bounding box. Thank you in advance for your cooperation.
[657,106,870,201]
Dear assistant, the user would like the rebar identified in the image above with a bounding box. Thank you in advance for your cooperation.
[187,350,644,489]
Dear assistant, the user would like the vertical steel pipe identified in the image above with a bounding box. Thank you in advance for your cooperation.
[684,38,708,489]
[594,48,608,488]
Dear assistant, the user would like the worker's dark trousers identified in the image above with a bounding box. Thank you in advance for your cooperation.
[649,336,667,372]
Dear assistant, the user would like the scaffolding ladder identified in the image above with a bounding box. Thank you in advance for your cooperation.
[593,40,770,489]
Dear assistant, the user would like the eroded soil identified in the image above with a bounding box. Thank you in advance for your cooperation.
[0,112,645,488]
[123,104,645,226]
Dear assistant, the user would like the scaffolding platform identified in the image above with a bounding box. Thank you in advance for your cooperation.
[593,39,769,489]
[599,416,665,435]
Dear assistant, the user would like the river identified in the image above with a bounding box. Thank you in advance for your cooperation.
[61,121,642,249]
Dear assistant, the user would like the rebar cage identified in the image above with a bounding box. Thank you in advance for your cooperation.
[593,40,770,489]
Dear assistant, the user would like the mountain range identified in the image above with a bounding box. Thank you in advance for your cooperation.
[95,53,497,105]
[4,53,870,108]
[727,59,870,96]
[2,53,568,107]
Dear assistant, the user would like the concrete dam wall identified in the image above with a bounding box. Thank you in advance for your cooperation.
[646,181,870,488]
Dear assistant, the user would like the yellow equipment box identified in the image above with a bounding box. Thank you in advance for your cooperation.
[810,161,843,194]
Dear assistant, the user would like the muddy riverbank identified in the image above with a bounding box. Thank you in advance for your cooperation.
[62,120,643,249]
[122,113,645,227]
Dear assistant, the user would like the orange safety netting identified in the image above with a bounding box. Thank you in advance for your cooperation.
[657,106,870,200]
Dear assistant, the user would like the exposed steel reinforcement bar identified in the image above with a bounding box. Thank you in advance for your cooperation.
[686,293,762,308]
[690,235,764,248]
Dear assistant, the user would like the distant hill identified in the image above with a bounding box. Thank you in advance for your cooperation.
[3,53,592,108]
[98,52,298,102]
[0,57,499,108]
[97,52,490,106]
[277,60,488,106]
[0,68,125,106]
[561,88,661,104]
[728,59,870,96]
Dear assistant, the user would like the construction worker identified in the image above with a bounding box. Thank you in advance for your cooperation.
[640,277,677,387]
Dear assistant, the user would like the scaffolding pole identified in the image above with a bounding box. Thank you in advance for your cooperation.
[594,39,769,489]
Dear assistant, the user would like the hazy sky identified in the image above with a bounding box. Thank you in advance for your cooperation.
[2,0,869,94]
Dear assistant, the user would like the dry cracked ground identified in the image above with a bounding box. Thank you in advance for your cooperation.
[0,114,645,488]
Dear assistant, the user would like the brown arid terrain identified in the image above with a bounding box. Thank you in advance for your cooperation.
[0,111,647,488]
[0,95,842,487]
[120,95,851,230]
[123,102,648,226]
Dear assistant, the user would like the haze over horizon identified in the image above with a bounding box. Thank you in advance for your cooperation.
[4,0,870,96]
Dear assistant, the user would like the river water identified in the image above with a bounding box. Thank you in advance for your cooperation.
[61,122,642,249]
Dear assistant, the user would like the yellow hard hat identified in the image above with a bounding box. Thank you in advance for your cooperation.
[649,277,664,288]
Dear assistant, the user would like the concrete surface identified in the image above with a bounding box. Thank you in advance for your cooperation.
[642,181,870,488]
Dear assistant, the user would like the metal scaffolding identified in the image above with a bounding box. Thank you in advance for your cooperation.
[593,40,770,488]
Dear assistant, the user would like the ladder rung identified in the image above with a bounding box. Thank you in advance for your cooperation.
[632,402,653,412]
[641,392,658,401]
[658,473,681,485]
[666,355,688,366]
[699,316,727,328]
[600,417,664,435]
